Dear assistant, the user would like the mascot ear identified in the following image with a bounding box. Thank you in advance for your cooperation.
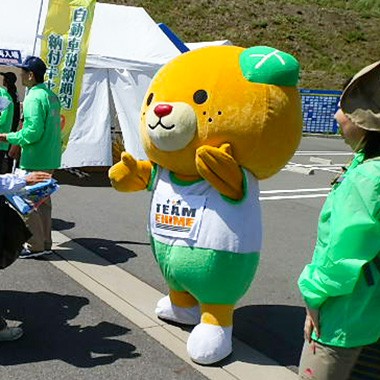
[239,46,300,86]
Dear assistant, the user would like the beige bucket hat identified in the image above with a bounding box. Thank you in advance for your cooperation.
[340,60,380,131]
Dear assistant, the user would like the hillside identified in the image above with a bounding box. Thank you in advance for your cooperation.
[98,0,380,90]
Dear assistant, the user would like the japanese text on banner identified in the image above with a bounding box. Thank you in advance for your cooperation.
[41,0,95,150]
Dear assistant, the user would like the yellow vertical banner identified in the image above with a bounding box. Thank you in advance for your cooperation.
[41,0,96,150]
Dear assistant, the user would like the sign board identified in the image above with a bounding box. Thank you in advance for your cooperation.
[0,49,22,65]
[301,89,342,134]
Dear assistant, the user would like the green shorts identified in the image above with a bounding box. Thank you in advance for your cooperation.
[151,238,260,304]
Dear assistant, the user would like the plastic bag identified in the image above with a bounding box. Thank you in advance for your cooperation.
[5,179,59,215]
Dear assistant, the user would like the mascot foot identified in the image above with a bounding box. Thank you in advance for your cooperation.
[155,295,200,325]
[187,323,232,365]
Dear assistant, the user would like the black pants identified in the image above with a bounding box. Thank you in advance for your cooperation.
[0,150,16,174]
[0,151,6,174]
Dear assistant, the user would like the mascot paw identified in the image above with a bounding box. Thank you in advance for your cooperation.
[155,295,200,325]
[187,323,232,365]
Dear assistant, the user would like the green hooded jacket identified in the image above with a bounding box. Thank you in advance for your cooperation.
[7,83,62,170]
[0,87,14,151]
[298,153,380,348]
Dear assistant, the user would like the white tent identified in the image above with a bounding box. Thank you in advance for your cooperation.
[185,40,232,50]
[1,0,183,167]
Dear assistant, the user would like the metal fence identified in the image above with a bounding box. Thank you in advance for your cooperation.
[301,88,342,134]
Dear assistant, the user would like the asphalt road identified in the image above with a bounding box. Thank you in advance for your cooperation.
[0,135,352,379]
[0,256,207,380]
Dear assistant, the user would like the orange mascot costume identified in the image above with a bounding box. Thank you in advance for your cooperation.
[109,46,303,364]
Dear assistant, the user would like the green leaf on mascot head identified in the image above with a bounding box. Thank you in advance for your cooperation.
[239,46,300,86]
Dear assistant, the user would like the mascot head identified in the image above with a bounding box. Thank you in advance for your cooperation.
[140,45,303,179]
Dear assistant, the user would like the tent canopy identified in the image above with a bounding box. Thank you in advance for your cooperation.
[0,0,181,69]
[88,5,182,70]
[0,0,183,167]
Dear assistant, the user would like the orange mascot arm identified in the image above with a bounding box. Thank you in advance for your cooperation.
[108,151,152,192]
[195,143,243,200]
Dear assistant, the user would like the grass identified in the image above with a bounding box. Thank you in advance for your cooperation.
[281,0,380,13]
[99,0,380,89]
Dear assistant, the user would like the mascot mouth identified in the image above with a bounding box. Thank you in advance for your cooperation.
[145,101,197,152]
[148,120,175,130]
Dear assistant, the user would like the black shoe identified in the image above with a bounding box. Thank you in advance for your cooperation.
[19,249,53,259]
[0,327,23,341]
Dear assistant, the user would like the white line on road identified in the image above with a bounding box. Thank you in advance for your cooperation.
[310,157,332,165]
[260,188,330,201]
[260,188,331,194]
[260,193,328,201]
[294,151,352,156]
[287,162,341,174]
[296,164,343,168]
[289,162,342,168]
[282,165,314,175]
[311,168,341,173]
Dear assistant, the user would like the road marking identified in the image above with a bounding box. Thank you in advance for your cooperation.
[260,193,328,201]
[260,188,331,194]
[283,165,314,175]
[294,151,352,156]
[310,167,341,173]
[300,164,343,167]
[286,162,341,174]
[259,188,330,201]
[283,150,350,175]
[50,231,297,380]
[309,157,332,165]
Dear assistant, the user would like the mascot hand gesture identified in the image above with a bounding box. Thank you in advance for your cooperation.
[109,45,303,365]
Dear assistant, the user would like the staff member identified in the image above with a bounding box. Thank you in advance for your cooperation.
[0,72,21,173]
[0,170,51,341]
[0,80,14,173]
[0,56,62,258]
[298,61,380,380]
[0,95,51,341]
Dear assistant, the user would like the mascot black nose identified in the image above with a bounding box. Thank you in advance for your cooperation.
[154,104,173,118]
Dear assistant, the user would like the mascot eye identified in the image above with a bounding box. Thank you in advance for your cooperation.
[146,93,154,106]
[193,90,208,104]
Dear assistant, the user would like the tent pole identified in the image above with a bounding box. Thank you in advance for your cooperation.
[32,0,45,56]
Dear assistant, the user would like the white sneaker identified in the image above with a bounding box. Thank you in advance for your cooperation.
[155,295,200,325]
[0,326,23,342]
[19,249,53,259]
[187,324,233,364]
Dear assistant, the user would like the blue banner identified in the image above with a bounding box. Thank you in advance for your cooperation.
[301,89,342,134]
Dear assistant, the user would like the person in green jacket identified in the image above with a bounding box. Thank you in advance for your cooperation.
[0,56,62,258]
[298,61,380,380]
[0,84,14,174]
[0,72,21,173]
